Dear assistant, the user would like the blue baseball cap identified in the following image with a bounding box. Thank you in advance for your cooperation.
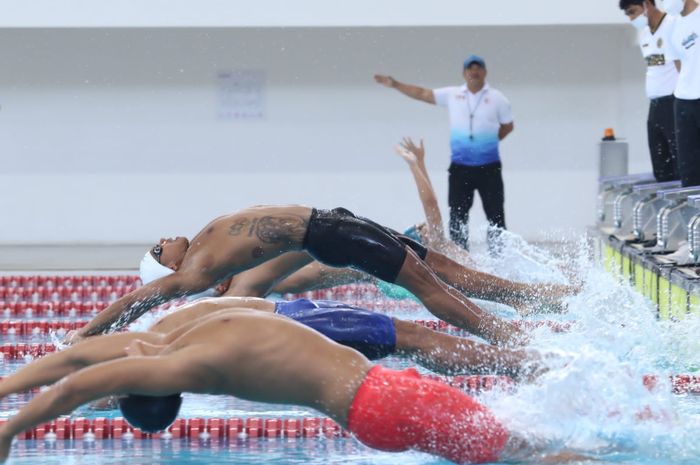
[463,54,486,69]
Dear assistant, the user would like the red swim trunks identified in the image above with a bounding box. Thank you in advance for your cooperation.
[347,365,509,464]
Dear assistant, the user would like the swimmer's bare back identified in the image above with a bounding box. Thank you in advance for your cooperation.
[159,309,372,426]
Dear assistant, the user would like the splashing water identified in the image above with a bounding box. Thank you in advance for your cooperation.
[31,228,700,464]
[465,229,700,463]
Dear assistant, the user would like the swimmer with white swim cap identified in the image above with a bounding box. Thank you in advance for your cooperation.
[139,242,176,285]
[180,140,578,310]
[0,306,589,464]
[69,204,533,346]
[136,226,577,321]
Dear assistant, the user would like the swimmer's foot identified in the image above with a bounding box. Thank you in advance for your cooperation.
[126,340,166,357]
[516,283,581,315]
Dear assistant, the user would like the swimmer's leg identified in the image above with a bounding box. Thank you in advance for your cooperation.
[394,250,525,346]
[499,435,595,463]
[392,318,536,378]
[271,262,372,294]
[0,332,164,399]
[423,249,576,310]
[302,208,523,345]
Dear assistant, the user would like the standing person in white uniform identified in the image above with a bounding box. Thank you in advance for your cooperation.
[621,0,681,182]
[666,0,700,187]
[374,55,514,253]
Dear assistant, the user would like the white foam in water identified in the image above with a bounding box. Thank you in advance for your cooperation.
[467,229,700,463]
[127,307,172,333]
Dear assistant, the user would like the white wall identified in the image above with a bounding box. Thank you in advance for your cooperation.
[0,25,650,244]
[0,0,626,28]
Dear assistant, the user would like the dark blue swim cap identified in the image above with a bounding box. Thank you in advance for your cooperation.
[118,394,182,433]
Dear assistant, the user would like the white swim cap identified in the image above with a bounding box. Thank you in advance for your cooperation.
[139,249,175,285]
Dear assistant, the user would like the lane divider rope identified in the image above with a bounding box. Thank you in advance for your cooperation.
[0,416,353,441]
[0,319,570,336]
[0,362,697,395]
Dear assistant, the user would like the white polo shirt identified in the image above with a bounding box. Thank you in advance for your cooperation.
[433,83,513,167]
[668,6,700,100]
[639,14,679,99]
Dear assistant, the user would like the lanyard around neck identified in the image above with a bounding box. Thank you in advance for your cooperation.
[466,89,486,141]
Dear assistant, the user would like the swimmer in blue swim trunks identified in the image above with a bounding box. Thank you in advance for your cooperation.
[147,297,540,378]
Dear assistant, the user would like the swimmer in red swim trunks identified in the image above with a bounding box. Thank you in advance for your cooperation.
[0,308,585,464]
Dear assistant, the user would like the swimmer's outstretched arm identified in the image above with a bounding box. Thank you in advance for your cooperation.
[0,332,162,400]
[395,138,446,245]
[74,271,214,340]
[269,262,371,295]
[222,252,315,297]
[0,353,202,462]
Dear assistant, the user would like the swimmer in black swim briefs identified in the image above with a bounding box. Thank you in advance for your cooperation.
[71,205,526,346]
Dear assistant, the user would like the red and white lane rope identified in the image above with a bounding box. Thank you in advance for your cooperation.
[0,360,697,395]
[0,416,353,441]
[0,276,139,289]
[0,283,407,306]
[0,319,570,336]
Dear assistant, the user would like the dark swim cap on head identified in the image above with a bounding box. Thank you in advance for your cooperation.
[118,393,183,433]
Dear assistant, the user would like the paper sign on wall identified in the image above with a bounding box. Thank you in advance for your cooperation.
[217,70,265,120]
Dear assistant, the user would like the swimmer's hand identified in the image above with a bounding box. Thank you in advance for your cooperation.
[126,339,166,357]
[0,426,13,463]
[394,144,417,165]
[400,137,426,164]
[374,74,396,88]
[214,278,232,296]
[63,330,85,346]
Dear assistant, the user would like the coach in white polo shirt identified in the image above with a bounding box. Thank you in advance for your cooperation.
[665,0,700,187]
[621,0,680,182]
[375,55,514,251]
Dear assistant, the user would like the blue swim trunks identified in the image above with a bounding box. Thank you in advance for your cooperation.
[275,298,397,360]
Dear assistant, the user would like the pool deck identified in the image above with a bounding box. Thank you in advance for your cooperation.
[0,244,148,271]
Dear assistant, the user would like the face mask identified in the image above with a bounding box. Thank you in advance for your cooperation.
[631,14,649,30]
[661,0,685,15]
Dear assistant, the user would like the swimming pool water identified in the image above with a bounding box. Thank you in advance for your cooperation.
[4,233,700,464]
